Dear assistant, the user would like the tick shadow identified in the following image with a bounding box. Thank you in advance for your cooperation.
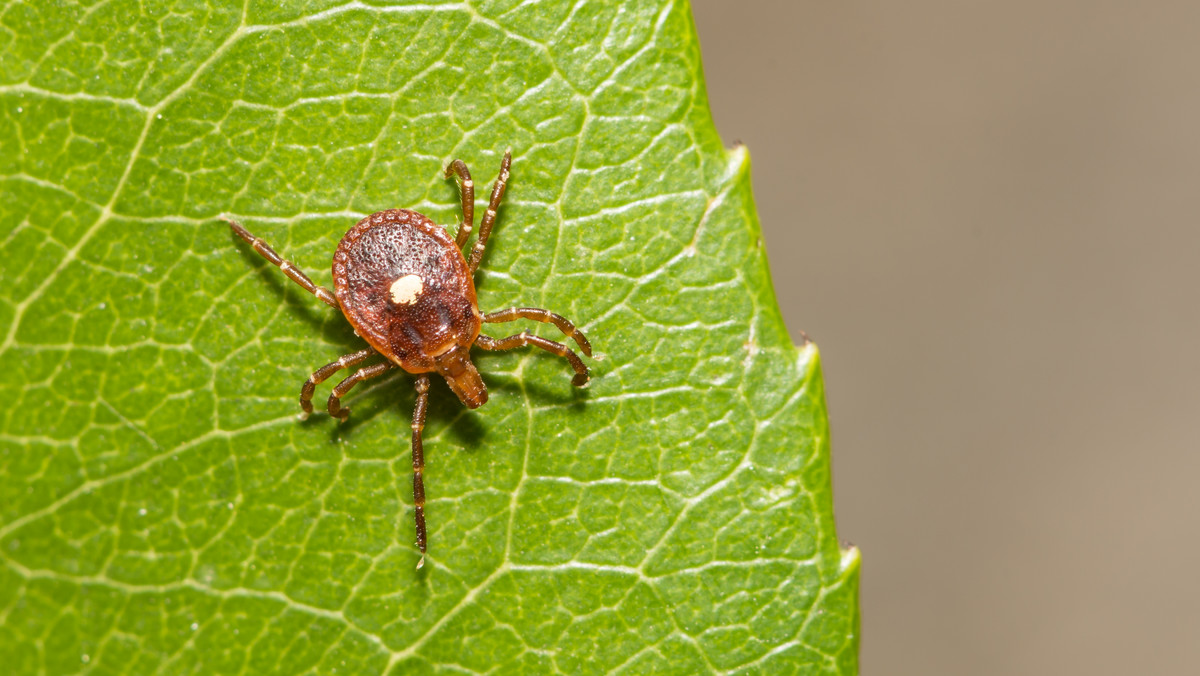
[312,368,487,451]
[310,355,591,452]
[426,386,488,450]
[469,351,595,414]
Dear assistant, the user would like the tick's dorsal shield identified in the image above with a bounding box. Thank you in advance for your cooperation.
[332,209,481,373]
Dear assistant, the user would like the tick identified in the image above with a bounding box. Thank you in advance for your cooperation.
[226,152,592,567]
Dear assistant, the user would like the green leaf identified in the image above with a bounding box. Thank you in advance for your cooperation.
[0,0,859,673]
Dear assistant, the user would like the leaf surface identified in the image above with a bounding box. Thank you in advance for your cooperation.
[0,0,859,673]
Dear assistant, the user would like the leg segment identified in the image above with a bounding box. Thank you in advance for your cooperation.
[467,151,512,273]
[411,374,431,566]
[444,159,475,249]
[482,307,593,356]
[326,362,394,422]
[226,218,339,308]
[476,331,589,386]
[299,348,375,418]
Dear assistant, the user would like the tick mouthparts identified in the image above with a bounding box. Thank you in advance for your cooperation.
[435,346,488,409]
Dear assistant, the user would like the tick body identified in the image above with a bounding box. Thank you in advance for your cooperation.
[227,152,592,567]
[334,209,488,408]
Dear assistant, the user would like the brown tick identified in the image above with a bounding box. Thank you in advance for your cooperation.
[226,152,592,567]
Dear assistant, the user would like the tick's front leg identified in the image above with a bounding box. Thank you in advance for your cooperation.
[226,218,339,309]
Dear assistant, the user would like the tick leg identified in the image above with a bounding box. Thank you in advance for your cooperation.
[411,374,431,566]
[226,219,340,309]
[299,348,376,419]
[326,362,394,422]
[482,307,593,356]
[476,331,589,386]
[467,150,512,273]
[444,159,475,249]
[226,218,339,309]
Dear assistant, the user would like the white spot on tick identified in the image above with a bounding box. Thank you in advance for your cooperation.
[390,274,424,305]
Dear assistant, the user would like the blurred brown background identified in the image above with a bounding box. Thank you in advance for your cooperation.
[692,1,1200,673]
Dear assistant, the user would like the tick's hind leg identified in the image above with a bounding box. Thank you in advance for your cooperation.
[326,362,395,422]
[411,374,431,567]
[299,348,376,419]
[226,218,339,308]
[482,307,592,356]
[467,151,512,273]
[476,331,589,386]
